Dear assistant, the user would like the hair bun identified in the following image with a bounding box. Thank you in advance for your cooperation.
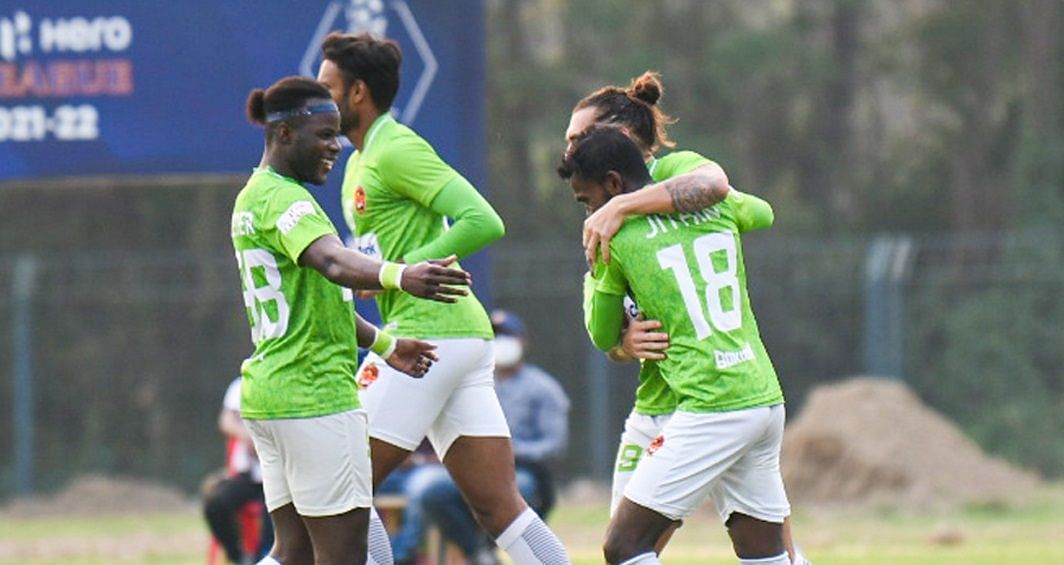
[626,71,663,106]
[246,89,267,125]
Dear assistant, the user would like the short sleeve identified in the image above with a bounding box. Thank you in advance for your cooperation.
[728,190,775,233]
[265,183,337,263]
[378,135,459,208]
[223,378,241,412]
[653,150,715,181]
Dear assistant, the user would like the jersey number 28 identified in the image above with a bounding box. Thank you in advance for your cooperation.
[236,249,290,343]
[656,232,741,339]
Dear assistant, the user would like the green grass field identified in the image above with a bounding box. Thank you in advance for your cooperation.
[2,486,1062,564]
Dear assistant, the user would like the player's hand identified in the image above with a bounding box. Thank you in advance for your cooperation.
[355,289,382,300]
[385,338,439,378]
[622,314,669,360]
[583,197,627,266]
[401,255,471,303]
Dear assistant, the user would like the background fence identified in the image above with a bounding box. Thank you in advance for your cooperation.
[3,179,1061,500]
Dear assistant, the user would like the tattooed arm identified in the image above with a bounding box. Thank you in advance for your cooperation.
[582,163,730,263]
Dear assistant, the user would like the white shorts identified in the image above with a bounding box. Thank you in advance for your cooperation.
[245,409,372,516]
[623,405,790,523]
[611,411,672,515]
[357,338,510,458]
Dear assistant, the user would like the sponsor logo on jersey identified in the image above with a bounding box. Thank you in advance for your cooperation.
[715,343,756,369]
[647,434,665,456]
[276,200,316,234]
[358,362,379,388]
[355,186,367,214]
[353,232,382,260]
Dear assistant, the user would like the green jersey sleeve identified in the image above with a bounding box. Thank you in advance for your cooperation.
[651,150,715,181]
[377,134,459,208]
[729,190,775,233]
[402,175,505,263]
[583,261,626,350]
[264,183,337,264]
[584,257,628,350]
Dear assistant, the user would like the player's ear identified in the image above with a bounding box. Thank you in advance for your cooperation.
[348,79,368,107]
[605,171,625,197]
[275,122,294,145]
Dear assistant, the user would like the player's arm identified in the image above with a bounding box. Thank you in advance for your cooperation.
[353,311,438,378]
[731,190,775,233]
[402,175,506,263]
[300,234,470,303]
[584,163,729,263]
[587,290,626,351]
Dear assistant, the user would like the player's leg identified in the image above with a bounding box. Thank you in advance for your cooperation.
[602,498,674,564]
[620,409,778,561]
[440,435,525,534]
[366,507,394,565]
[428,340,569,564]
[271,409,375,564]
[244,419,314,565]
[711,404,791,562]
[302,507,370,565]
[357,343,476,491]
[264,503,314,565]
[609,412,680,555]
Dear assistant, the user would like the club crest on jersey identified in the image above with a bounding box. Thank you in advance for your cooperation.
[355,186,367,214]
[358,362,379,388]
[647,435,665,456]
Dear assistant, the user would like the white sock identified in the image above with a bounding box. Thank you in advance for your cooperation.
[367,507,394,565]
[256,556,282,565]
[792,550,812,565]
[495,507,571,564]
[618,552,661,565]
[739,552,790,565]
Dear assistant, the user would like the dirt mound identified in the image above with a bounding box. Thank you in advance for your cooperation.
[782,377,1040,509]
[0,474,193,517]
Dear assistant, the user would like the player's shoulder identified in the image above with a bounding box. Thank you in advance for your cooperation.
[653,149,714,178]
[609,215,653,251]
[659,149,711,163]
[378,117,431,152]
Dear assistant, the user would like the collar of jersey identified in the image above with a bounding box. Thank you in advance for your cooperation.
[646,157,659,178]
[254,166,301,185]
[361,113,394,155]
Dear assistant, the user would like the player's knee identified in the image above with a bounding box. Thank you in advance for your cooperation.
[274,532,314,565]
[603,528,649,564]
[726,512,784,558]
[467,487,526,533]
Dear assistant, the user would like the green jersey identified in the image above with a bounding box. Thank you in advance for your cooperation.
[231,167,360,419]
[591,189,784,412]
[634,150,715,414]
[342,114,493,339]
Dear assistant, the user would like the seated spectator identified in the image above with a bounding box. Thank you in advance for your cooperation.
[204,377,273,564]
[419,310,571,564]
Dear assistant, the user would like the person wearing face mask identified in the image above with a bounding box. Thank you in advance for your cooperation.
[414,310,570,564]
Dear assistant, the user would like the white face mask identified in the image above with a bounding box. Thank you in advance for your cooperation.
[494,335,524,368]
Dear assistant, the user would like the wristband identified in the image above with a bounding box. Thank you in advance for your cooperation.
[369,328,398,358]
[379,262,407,291]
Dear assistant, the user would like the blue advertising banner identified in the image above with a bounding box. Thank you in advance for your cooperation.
[0,0,490,304]
[0,1,485,185]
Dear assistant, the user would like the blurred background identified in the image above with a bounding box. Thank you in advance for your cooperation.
[1,0,1062,563]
